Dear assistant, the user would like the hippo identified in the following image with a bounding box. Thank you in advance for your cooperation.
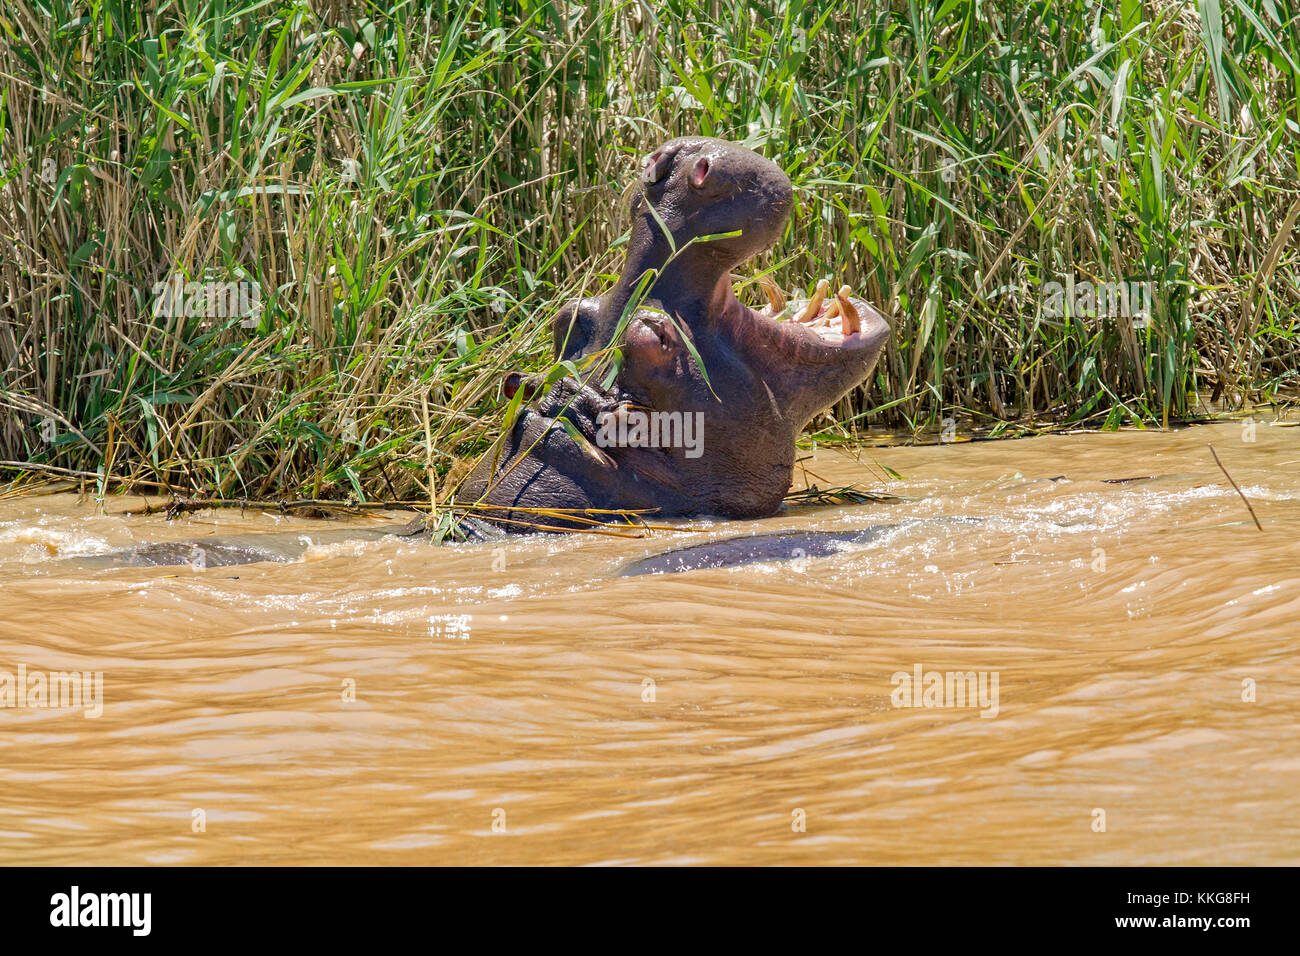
[458,136,891,528]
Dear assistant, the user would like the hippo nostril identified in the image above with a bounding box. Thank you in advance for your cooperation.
[641,149,673,186]
[689,156,711,188]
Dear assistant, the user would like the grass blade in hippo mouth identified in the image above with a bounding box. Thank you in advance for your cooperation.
[551,407,613,466]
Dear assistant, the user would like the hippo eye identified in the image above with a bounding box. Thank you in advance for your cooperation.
[689,156,711,188]
[640,316,673,351]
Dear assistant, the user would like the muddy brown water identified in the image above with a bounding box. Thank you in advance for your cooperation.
[0,420,1296,865]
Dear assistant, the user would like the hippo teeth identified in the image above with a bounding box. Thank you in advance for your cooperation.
[756,274,785,314]
[794,279,830,323]
[786,282,863,341]
[748,277,882,348]
[833,286,861,335]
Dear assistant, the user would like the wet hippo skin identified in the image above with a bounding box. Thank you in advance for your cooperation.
[617,526,899,576]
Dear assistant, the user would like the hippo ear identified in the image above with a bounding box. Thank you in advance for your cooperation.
[502,371,540,402]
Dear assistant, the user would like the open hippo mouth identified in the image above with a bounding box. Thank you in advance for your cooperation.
[726,274,892,386]
[627,136,890,414]
[458,136,895,528]
[752,276,889,350]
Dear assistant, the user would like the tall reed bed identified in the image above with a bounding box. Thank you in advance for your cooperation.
[1,0,1297,498]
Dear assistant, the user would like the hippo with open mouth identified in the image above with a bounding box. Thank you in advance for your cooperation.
[458,136,892,528]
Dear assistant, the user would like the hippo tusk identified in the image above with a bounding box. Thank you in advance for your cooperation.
[808,285,857,332]
[757,274,785,315]
[795,279,830,323]
[836,286,861,334]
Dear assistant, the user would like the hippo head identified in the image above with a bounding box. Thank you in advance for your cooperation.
[458,137,891,527]
[633,137,794,284]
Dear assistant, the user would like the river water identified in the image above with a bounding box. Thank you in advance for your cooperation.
[0,420,1296,864]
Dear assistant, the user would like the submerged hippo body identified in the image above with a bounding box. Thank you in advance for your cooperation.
[101,541,287,568]
[69,528,399,570]
[460,137,892,528]
[617,526,899,576]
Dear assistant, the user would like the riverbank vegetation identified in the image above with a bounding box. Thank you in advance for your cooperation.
[2,0,1297,500]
